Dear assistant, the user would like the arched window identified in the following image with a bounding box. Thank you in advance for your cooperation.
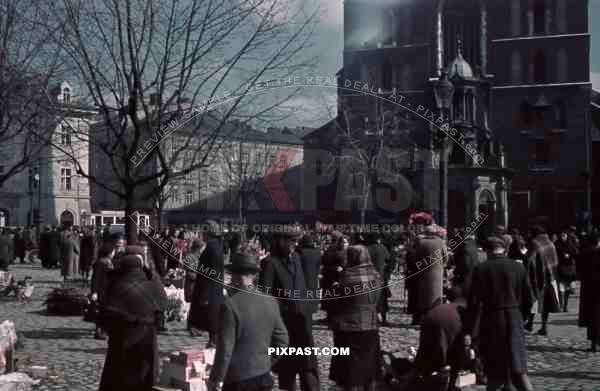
[383,9,396,45]
[401,7,412,44]
[383,60,393,89]
[400,64,411,90]
[533,0,545,35]
[556,0,566,33]
[557,48,568,82]
[554,101,567,129]
[511,0,521,36]
[510,51,522,83]
[532,50,546,83]
[62,87,71,104]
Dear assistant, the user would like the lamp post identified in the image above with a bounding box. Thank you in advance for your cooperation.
[34,173,40,238]
[433,70,455,231]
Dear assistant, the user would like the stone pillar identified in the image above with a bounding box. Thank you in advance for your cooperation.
[480,2,487,75]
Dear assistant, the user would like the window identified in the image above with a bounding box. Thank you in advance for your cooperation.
[532,50,546,83]
[278,156,288,170]
[116,216,126,224]
[62,87,71,104]
[401,7,412,43]
[102,216,114,225]
[60,124,71,145]
[383,61,393,89]
[510,51,522,83]
[533,139,550,164]
[241,151,250,163]
[185,191,194,204]
[554,102,567,129]
[556,0,566,33]
[400,64,411,91]
[60,167,72,191]
[557,49,568,82]
[533,0,546,35]
[511,0,521,36]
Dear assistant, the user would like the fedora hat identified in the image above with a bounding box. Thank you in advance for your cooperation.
[225,252,261,274]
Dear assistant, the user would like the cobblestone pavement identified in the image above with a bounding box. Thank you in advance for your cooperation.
[1,264,598,390]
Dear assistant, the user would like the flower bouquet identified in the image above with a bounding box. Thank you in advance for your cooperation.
[164,285,189,322]
[164,268,185,289]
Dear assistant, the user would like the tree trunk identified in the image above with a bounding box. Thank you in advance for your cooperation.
[125,193,138,244]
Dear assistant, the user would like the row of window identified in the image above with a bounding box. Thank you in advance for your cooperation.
[510,0,568,37]
[510,49,568,84]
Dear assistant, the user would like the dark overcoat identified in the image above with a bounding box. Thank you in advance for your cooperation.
[98,266,166,391]
[467,255,534,379]
[407,233,446,316]
[527,234,560,314]
[452,239,479,298]
[47,231,62,268]
[298,246,322,314]
[79,232,97,274]
[259,252,318,375]
[0,233,11,269]
[188,237,224,333]
[578,246,600,332]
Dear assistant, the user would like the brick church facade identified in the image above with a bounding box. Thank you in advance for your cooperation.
[304,0,592,232]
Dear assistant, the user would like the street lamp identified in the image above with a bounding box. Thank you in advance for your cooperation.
[433,70,455,231]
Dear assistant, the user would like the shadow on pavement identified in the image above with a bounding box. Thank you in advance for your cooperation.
[62,347,107,355]
[548,318,578,326]
[527,344,581,353]
[22,327,92,340]
[529,371,600,380]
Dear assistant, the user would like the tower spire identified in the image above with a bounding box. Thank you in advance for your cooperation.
[457,34,463,58]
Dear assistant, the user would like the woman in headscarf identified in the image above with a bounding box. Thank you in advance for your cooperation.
[321,232,349,322]
[98,245,167,391]
[90,243,116,340]
[328,245,382,391]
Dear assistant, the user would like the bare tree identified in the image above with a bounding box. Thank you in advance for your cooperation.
[331,93,418,225]
[0,0,65,188]
[44,0,317,241]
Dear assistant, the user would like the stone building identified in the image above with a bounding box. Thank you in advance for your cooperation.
[0,81,96,227]
[164,124,305,226]
[305,0,592,231]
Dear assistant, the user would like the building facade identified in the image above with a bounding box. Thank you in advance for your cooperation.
[0,81,96,227]
[305,0,591,231]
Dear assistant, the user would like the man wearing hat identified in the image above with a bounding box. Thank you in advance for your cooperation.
[188,220,225,344]
[260,226,320,391]
[207,252,289,391]
[98,245,167,391]
[466,236,534,391]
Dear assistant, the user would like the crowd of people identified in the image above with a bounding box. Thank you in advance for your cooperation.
[2,220,600,391]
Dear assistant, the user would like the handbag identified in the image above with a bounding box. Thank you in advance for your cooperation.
[83,295,100,323]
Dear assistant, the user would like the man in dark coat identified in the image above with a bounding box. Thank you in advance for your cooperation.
[98,245,167,391]
[451,233,479,299]
[207,252,289,391]
[320,232,348,321]
[577,232,600,351]
[407,225,446,325]
[0,228,11,271]
[367,233,391,324]
[297,233,322,315]
[79,228,97,281]
[39,226,51,268]
[525,225,560,336]
[260,227,320,391]
[555,230,578,312]
[188,220,225,344]
[13,228,25,264]
[466,236,534,391]
[47,227,62,269]
[60,227,80,280]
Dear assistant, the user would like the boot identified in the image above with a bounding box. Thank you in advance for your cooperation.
[524,314,534,332]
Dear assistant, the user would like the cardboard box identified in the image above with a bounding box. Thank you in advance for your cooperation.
[161,362,193,382]
[170,350,205,367]
[454,372,476,388]
[171,377,206,391]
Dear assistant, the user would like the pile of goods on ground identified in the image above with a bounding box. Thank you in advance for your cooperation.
[157,347,216,391]
[44,286,87,316]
